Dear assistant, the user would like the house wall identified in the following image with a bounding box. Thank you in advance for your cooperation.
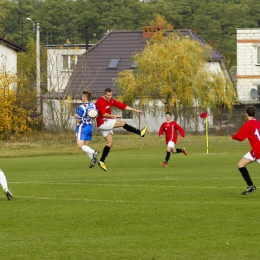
[46,46,86,92]
[237,28,260,103]
[207,61,222,73]
[0,44,17,74]
[43,99,75,131]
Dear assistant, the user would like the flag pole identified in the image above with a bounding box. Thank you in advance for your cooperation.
[206,117,209,154]
[199,111,208,154]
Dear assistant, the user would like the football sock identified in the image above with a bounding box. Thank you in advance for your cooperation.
[123,124,140,135]
[176,149,182,153]
[82,145,95,159]
[100,145,111,162]
[0,170,8,190]
[165,152,171,163]
[239,167,254,186]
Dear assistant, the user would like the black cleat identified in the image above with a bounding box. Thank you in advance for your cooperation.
[241,185,256,195]
[4,190,13,200]
[89,150,99,168]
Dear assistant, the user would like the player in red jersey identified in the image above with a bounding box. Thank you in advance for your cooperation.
[232,105,260,195]
[95,88,148,171]
[158,112,188,167]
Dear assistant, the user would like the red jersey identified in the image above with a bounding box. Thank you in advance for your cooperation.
[158,120,185,144]
[232,118,260,159]
[95,96,127,127]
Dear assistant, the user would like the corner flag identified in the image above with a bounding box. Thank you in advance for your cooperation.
[200,111,209,154]
[200,111,208,118]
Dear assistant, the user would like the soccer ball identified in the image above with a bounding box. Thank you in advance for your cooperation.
[88,109,98,118]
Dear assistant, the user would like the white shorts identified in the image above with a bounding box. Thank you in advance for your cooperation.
[98,119,116,137]
[244,152,260,163]
[167,141,175,149]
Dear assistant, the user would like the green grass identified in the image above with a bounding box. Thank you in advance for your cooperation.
[1,134,260,259]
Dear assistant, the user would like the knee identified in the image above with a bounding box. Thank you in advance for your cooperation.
[237,162,244,168]
[120,121,126,127]
[107,141,113,148]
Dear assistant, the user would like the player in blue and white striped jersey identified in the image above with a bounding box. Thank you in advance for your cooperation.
[75,90,99,168]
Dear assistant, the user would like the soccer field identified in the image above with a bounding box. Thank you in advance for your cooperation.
[1,135,260,260]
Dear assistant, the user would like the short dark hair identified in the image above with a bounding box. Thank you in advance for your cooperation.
[246,106,256,117]
[104,88,112,94]
[166,112,171,116]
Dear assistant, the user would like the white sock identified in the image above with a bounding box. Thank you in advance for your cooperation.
[82,145,94,159]
[0,170,8,191]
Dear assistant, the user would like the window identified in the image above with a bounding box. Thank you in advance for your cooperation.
[107,58,120,69]
[63,55,78,70]
[257,47,260,64]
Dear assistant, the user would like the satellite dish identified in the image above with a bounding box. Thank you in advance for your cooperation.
[250,88,258,99]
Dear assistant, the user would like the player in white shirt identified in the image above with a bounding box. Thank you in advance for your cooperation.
[0,168,13,200]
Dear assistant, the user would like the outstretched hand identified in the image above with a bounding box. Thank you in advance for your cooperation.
[135,109,143,114]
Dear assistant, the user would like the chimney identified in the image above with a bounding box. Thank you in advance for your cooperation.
[142,26,164,39]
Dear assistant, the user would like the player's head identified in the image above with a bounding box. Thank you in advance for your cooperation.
[82,90,92,102]
[104,88,112,100]
[246,106,256,118]
[165,112,172,121]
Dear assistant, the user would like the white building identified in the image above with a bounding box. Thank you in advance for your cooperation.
[0,36,26,74]
[45,44,90,93]
[237,28,260,103]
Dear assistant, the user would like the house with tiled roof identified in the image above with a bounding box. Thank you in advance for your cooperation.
[0,36,26,74]
[66,27,231,100]
[43,27,232,132]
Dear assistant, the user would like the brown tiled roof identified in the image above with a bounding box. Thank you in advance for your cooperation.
[0,36,27,52]
[66,29,224,99]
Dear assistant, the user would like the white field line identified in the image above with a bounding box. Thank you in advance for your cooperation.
[9,175,260,185]
[11,196,260,204]
[8,181,253,190]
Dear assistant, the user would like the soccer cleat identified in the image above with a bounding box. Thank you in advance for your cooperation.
[241,185,256,195]
[140,125,148,137]
[98,161,107,171]
[182,148,188,156]
[4,190,13,200]
[160,162,168,168]
[89,150,99,168]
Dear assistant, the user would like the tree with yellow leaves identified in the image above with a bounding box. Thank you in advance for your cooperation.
[0,72,34,139]
[115,15,236,114]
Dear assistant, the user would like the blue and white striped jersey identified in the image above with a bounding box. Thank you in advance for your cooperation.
[76,102,97,125]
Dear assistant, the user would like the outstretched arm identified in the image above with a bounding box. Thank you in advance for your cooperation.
[232,122,249,141]
[125,106,143,115]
